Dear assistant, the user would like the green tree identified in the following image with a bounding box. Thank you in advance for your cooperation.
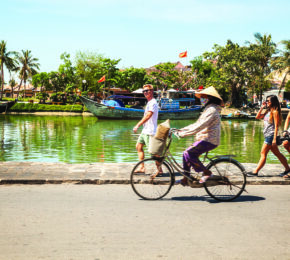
[246,33,277,100]
[75,51,120,95]
[48,71,63,93]
[148,62,179,90]
[204,41,251,107]
[15,50,40,98]
[271,39,290,89]
[116,67,148,91]
[190,56,218,89]
[9,77,17,98]
[58,53,77,93]
[0,41,17,99]
[32,72,50,93]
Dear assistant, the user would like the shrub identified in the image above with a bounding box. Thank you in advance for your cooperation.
[10,103,84,112]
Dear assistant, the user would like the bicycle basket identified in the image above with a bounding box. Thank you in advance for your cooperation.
[149,119,170,156]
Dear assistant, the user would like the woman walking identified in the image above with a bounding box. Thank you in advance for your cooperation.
[247,95,290,177]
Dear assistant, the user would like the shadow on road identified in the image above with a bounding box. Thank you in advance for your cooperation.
[169,195,265,203]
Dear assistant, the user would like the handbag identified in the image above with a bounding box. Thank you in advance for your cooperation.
[276,136,282,146]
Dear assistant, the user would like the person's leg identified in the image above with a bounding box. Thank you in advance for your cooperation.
[135,134,146,172]
[252,143,271,174]
[283,141,290,153]
[183,141,217,173]
[181,141,217,185]
[270,145,290,171]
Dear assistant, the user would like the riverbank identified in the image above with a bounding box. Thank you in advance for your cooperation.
[7,111,94,116]
[4,107,242,117]
[0,161,289,185]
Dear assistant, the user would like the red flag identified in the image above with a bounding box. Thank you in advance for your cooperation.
[179,51,187,58]
[98,75,106,83]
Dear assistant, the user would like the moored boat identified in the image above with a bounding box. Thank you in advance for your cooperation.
[0,100,16,113]
[80,96,201,120]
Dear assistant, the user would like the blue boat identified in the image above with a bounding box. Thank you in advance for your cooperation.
[80,92,201,120]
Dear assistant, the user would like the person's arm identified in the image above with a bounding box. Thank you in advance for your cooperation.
[178,107,216,137]
[256,101,268,119]
[133,111,153,133]
[272,110,279,145]
[284,111,290,131]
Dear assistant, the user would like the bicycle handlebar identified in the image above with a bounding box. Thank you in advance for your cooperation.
[170,128,180,139]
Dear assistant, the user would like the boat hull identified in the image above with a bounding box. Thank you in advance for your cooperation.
[80,96,200,120]
[0,101,16,113]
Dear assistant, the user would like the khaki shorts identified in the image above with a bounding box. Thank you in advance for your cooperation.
[137,133,151,146]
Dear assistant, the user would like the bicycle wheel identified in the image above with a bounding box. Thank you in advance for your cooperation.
[130,158,174,200]
[204,158,246,201]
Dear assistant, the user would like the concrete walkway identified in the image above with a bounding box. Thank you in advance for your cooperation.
[0,161,289,185]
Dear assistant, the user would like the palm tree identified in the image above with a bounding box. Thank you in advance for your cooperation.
[271,40,290,89]
[250,33,277,100]
[0,40,17,100]
[253,33,277,74]
[9,77,17,98]
[16,50,40,98]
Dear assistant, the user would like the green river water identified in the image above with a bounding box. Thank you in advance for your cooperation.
[0,115,288,164]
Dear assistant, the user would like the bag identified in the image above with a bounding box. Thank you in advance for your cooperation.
[149,119,170,156]
[276,136,282,146]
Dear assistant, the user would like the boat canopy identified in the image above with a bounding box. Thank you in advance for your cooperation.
[107,95,136,99]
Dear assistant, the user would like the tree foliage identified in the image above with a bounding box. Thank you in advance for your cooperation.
[148,62,179,90]
[15,50,40,98]
[0,40,18,99]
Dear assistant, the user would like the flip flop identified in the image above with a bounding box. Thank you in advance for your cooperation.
[150,172,163,178]
[199,174,213,184]
[133,170,145,175]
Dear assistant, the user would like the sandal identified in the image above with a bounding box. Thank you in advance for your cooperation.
[247,171,258,177]
[175,178,188,186]
[150,171,163,178]
[283,173,290,179]
[133,169,145,175]
[199,174,213,184]
[279,169,290,177]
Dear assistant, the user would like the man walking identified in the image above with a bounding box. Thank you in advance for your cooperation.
[133,84,159,173]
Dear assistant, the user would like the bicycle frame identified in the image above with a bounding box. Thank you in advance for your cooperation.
[152,130,245,182]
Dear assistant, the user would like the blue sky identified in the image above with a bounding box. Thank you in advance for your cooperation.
[2,0,290,74]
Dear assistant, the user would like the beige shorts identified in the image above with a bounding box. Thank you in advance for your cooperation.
[137,133,151,146]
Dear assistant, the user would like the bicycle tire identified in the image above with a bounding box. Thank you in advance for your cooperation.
[130,158,174,200]
[204,158,246,201]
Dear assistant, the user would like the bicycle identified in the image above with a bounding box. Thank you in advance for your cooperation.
[130,129,247,202]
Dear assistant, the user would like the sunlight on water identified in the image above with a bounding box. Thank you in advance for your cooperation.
[0,115,289,164]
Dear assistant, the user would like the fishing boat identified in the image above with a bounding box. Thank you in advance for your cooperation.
[80,95,201,120]
[0,100,16,114]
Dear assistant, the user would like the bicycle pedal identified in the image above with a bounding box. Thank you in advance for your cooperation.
[187,179,203,188]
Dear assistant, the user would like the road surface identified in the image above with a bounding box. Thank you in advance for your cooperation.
[0,185,289,260]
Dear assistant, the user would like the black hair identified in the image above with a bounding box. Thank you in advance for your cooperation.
[206,95,222,106]
[266,95,282,125]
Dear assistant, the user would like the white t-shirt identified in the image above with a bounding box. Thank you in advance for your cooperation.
[141,98,159,135]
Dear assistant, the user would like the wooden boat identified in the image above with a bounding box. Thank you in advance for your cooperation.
[0,101,16,113]
[80,96,201,120]
[221,110,256,120]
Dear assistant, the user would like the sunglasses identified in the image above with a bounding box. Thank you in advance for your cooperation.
[143,89,151,93]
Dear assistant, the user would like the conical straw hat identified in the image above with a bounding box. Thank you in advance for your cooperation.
[195,86,223,101]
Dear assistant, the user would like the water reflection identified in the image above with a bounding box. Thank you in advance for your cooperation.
[0,115,288,164]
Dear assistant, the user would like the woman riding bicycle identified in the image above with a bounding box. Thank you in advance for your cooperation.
[176,86,223,185]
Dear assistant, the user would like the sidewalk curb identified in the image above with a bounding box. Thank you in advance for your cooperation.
[0,162,289,185]
[0,179,289,185]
